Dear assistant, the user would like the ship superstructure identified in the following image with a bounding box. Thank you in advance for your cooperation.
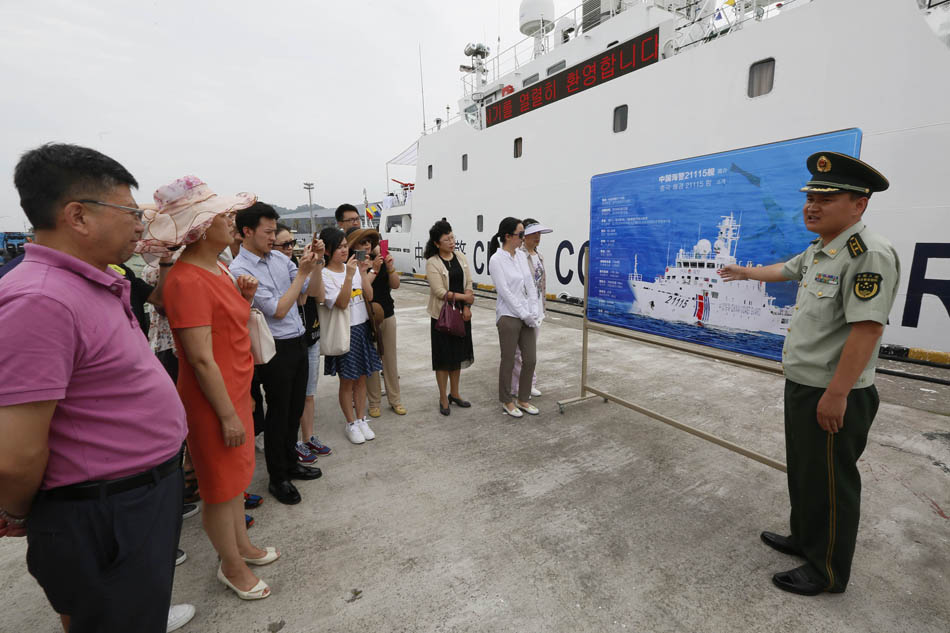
[628,213,792,334]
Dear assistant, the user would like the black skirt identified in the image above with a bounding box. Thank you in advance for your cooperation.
[430,316,473,371]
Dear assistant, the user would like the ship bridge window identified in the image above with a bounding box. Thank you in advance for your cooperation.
[462,154,468,171]
[547,60,566,76]
[613,105,628,133]
[748,58,775,98]
[522,73,539,88]
[514,137,523,158]
[706,262,714,268]
[427,164,433,179]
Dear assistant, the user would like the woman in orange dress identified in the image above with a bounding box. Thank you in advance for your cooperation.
[140,176,279,601]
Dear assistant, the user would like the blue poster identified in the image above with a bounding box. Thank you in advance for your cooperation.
[587,129,862,361]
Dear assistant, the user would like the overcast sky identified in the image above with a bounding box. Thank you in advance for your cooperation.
[0,0,550,231]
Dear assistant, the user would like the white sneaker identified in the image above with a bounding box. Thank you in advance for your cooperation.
[345,421,365,444]
[357,417,376,441]
[254,432,265,452]
[167,604,195,632]
[531,387,542,397]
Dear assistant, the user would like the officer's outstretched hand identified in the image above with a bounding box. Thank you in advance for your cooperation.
[717,265,746,281]
[816,391,847,433]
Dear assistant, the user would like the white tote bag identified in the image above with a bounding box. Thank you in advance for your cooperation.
[316,301,350,356]
[219,263,276,365]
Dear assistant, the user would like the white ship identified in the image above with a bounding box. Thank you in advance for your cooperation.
[379,0,950,353]
[628,213,792,335]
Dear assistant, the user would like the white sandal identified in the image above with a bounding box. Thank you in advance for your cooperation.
[242,546,280,566]
[217,565,271,600]
[502,404,523,418]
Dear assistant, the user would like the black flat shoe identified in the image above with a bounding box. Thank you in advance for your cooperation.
[439,401,451,416]
[761,531,804,557]
[772,564,837,596]
[288,464,323,481]
[448,395,471,408]
[268,480,301,505]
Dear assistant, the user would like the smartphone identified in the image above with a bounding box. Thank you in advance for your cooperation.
[379,239,389,259]
[355,250,366,261]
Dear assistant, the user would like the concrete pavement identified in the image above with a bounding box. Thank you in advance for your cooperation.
[2,283,947,633]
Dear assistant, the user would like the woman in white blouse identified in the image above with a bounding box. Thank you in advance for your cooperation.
[317,227,382,445]
[488,217,541,418]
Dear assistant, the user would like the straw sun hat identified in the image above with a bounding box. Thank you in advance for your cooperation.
[136,175,257,262]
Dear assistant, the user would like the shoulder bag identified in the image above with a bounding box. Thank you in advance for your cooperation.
[317,288,351,356]
[218,263,275,365]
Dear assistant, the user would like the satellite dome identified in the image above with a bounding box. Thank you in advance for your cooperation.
[695,238,712,255]
[520,0,556,37]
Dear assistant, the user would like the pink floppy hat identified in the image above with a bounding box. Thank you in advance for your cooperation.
[136,175,257,262]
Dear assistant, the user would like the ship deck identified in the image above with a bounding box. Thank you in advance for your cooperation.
[2,283,948,633]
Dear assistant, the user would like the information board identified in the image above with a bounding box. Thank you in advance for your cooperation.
[586,129,863,361]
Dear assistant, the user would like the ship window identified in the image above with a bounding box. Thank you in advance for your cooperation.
[707,262,714,268]
[547,60,566,76]
[712,292,719,299]
[428,164,433,179]
[477,215,483,232]
[748,58,775,98]
[514,137,523,158]
[613,105,628,133]
[462,154,468,171]
[522,73,539,88]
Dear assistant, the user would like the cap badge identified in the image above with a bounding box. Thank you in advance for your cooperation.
[816,155,832,173]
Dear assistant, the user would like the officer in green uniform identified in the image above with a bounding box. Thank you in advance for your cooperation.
[719,151,899,595]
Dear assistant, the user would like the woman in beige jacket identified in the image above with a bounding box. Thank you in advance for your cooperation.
[424,220,475,416]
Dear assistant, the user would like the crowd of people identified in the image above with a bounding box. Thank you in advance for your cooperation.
[0,143,553,632]
[0,141,898,631]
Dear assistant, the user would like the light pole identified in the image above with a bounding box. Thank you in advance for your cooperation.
[303,182,315,234]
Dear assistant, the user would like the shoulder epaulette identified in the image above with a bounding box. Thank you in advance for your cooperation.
[846,233,867,258]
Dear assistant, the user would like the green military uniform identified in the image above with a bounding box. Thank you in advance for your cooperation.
[776,152,900,593]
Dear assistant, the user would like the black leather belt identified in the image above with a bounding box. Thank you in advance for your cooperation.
[41,451,182,501]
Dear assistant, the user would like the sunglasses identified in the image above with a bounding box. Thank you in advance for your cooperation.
[511,231,525,239]
[275,240,295,249]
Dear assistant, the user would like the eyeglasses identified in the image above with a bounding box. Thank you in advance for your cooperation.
[511,231,525,239]
[275,240,295,249]
[77,199,145,220]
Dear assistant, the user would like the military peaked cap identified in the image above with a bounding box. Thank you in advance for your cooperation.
[800,151,889,196]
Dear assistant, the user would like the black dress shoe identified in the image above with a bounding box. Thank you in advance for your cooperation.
[772,564,835,596]
[448,395,471,408]
[761,531,804,557]
[288,464,323,481]
[268,480,301,505]
[439,401,451,416]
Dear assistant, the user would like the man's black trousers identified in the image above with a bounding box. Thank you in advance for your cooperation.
[27,465,183,632]
[256,335,309,482]
[784,379,879,592]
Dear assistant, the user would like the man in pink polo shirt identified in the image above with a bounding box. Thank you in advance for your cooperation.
[0,144,189,632]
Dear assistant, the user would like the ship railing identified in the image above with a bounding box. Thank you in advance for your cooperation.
[675,0,813,53]
[460,1,616,98]
[423,111,464,135]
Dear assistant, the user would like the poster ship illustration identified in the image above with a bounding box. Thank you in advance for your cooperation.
[628,213,792,336]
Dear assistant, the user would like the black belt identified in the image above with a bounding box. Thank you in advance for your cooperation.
[40,451,182,501]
